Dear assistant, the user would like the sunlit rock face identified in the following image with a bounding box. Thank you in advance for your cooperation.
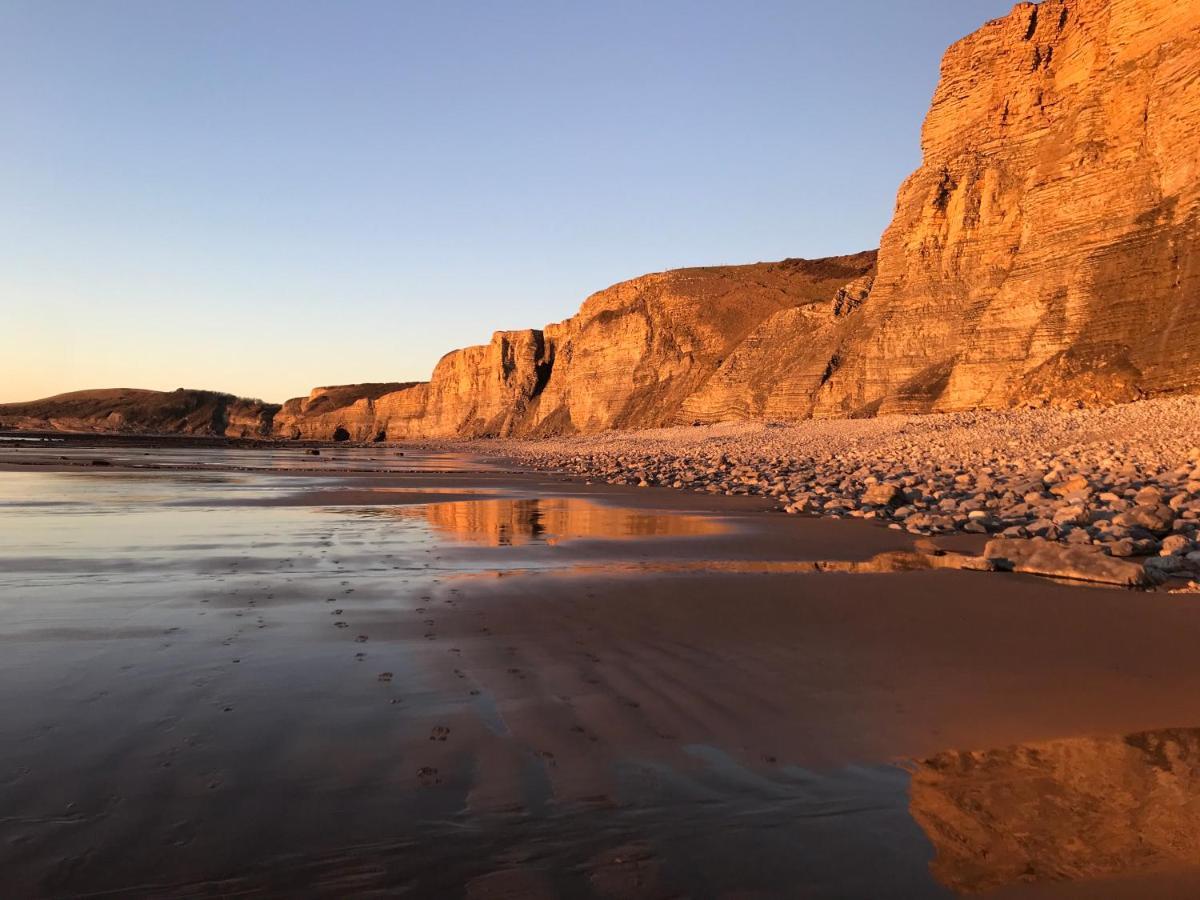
[680,273,876,423]
[271,383,420,441]
[272,254,877,439]
[522,254,877,434]
[414,329,551,439]
[16,2,1200,442]
[278,0,1200,435]
[910,726,1200,894]
[815,0,1200,417]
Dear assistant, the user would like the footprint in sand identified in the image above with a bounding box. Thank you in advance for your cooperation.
[330,609,343,615]
[416,767,440,786]
[377,672,394,682]
[536,750,557,768]
[354,635,369,643]
[355,652,367,661]
[334,621,349,629]
[430,726,450,741]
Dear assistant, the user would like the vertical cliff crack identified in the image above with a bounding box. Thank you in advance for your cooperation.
[1024,6,1038,41]
[820,353,841,386]
[933,169,957,212]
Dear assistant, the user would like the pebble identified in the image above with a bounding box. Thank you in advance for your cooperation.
[491,397,1200,579]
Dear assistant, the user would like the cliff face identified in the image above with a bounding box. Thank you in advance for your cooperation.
[272,383,422,441]
[9,1,1198,441]
[813,0,1200,417]
[270,254,876,440]
[281,0,1200,439]
[416,329,550,438]
[525,254,877,434]
[0,389,278,438]
[681,273,875,423]
[270,330,550,441]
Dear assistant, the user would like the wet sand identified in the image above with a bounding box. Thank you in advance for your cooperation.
[2,444,1200,898]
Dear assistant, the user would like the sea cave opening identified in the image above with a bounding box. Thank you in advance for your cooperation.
[332,426,351,442]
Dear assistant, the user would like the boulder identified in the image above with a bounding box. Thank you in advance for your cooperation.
[862,483,906,508]
[1113,505,1176,536]
[983,538,1151,588]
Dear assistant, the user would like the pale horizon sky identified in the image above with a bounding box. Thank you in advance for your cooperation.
[2,0,1011,404]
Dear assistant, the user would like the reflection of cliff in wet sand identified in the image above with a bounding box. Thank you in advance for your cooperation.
[406,497,727,546]
[909,727,1200,895]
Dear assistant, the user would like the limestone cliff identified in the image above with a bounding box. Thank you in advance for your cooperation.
[279,0,1200,438]
[812,0,1200,417]
[0,389,278,438]
[270,254,876,440]
[9,0,1199,441]
[272,382,422,441]
[525,254,876,433]
[681,274,875,423]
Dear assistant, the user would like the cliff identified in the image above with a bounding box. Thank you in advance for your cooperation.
[278,0,1200,438]
[269,254,876,441]
[811,0,1200,417]
[524,254,877,434]
[0,389,278,438]
[8,0,1199,441]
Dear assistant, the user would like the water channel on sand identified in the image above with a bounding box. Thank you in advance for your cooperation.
[3,444,1200,898]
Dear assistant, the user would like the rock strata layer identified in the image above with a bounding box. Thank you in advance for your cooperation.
[815,0,1200,416]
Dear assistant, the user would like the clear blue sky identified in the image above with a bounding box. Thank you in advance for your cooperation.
[1,0,1010,404]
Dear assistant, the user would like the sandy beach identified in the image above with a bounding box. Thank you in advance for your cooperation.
[3,441,1200,898]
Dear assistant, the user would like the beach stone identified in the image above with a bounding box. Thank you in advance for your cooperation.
[1135,486,1165,506]
[862,483,905,508]
[1050,474,1090,497]
[1161,535,1193,556]
[1113,504,1176,536]
[1108,538,1137,558]
[983,538,1151,588]
[1146,556,1187,577]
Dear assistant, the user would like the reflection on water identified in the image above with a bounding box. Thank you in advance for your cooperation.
[395,497,726,547]
[909,726,1200,894]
